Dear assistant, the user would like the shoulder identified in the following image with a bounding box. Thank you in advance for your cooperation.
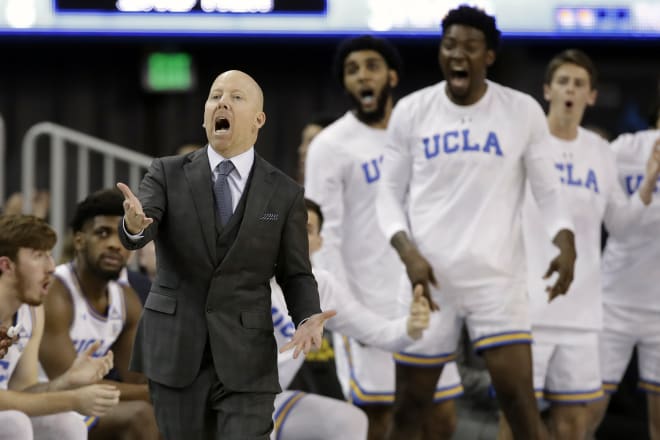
[611,129,659,156]
[117,282,144,321]
[307,113,354,155]
[43,276,74,321]
[579,127,610,149]
[255,155,301,193]
[158,152,192,169]
[396,82,444,112]
[488,81,539,110]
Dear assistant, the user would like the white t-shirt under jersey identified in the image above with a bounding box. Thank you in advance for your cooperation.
[602,129,660,311]
[305,111,407,317]
[55,263,126,357]
[272,268,413,389]
[523,127,646,331]
[377,80,572,290]
[0,304,34,390]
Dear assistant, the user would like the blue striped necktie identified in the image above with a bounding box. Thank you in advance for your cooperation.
[213,160,235,226]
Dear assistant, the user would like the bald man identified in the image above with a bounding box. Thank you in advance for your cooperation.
[117,70,330,439]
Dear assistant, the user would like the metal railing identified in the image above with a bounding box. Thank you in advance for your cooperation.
[21,122,154,259]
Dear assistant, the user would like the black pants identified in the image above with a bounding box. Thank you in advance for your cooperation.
[149,347,275,440]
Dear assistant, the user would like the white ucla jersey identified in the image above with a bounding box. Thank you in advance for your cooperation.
[272,269,412,389]
[378,81,572,290]
[305,111,407,317]
[56,263,126,357]
[602,129,660,310]
[0,305,34,390]
[524,128,646,330]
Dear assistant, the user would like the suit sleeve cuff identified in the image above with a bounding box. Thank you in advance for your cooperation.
[122,218,144,241]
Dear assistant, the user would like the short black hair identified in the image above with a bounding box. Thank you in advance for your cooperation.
[70,188,125,232]
[333,35,403,87]
[441,5,501,51]
[304,198,324,232]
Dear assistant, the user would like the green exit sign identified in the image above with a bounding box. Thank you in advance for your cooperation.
[144,52,194,92]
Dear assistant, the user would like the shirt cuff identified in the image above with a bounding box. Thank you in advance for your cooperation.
[122,218,144,241]
[297,317,311,328]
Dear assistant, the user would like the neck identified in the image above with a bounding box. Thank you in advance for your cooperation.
[447,79,488,106]
[212,144,252,159]
[547,110,581,140]
[0,280,22,324]
[72,260,108,301]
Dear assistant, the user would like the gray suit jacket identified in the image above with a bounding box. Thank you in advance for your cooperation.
[119,148,321,393]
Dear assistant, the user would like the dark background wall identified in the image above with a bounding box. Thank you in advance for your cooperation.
[0,35,658,195]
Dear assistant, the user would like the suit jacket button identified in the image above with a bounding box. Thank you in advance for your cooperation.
[206,307,212,313]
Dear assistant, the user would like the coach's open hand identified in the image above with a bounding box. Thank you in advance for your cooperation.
[280,310,337,359]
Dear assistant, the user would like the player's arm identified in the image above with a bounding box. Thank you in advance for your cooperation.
[107,285,150,401]
[318,272,429,352]
[38,278,80,383]
[38,279,117,393]
[0,386,119,417]
[377,102,438,309]
[523,98,576,299]
[8,306,45,391]
[602,138,659,235]
[304,136,350,285]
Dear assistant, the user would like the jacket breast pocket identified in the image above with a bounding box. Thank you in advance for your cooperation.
[145,292,177,315]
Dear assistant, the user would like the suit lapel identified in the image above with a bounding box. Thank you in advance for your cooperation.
[220,154,277,270]
[183,149,217,263]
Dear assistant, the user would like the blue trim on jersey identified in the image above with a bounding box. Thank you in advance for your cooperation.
[273,392,306,440]
[84,416,100,430]
[639,378,660,395]
[472,330,533,353]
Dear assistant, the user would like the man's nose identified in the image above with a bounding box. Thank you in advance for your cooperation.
[46,255,55,273]
[217,95,230,109]
[356,66,369,80]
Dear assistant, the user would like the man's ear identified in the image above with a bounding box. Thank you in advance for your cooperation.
[72,232,85,253]
[586,88,598,107]
[389,70,399,88]
[255,112,266,129]
[0,256,13,274]
[543,83,551,102]
[485,49,496,67]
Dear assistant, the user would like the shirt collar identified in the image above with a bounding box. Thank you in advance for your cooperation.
[207,145,255,180]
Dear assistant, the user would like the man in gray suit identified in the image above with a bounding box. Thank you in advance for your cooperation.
[116,70,334,439]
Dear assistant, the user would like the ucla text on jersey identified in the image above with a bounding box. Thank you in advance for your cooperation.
[72,338,107,357]
[555,162,600,194]
[271,306,295,339]
[625,174,660,195]
[423,130,503,159]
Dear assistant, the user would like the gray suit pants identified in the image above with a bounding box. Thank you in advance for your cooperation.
[149,346,275,440]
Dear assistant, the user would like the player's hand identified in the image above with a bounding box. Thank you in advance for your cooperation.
[639,138,660,205]
[64,341,114,388]
[279,310,337,359]
[0,325,16,359]
[400,248,439,311]
[645,138,660,179]
[74,384,121,417]
[544,229,576,301]
[116,182,153,234]
[407,284,430,340]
